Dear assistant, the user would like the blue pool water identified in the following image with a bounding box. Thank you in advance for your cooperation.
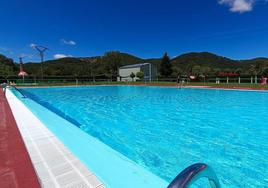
[20,86,268,187]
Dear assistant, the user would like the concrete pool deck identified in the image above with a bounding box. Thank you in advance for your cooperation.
[4,89,104,188]
[0,89,41,188]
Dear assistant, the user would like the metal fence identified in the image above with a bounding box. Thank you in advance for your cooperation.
[0,75,264,86]
[154,76,260,84]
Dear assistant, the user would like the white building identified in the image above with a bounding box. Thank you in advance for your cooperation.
[118,63,157,82]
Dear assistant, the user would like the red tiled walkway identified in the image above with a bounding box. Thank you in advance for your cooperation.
[0,89,41,188]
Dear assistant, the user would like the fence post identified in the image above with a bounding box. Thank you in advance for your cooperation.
[251,77,253,84]
[226,77,229,84]
[216,77,220,84]
[255,76,257,84]
[238,77,241,84]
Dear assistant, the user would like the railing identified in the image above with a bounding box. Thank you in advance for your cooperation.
[0,75,266,86]
[1,84,28,98]
[11,85,27,98]
[167,163,220,188]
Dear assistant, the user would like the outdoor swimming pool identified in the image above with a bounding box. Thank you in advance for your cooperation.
[18,86,268,187]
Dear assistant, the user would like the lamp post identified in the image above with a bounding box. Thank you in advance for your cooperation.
[32,45,48,80]
[149,63,152,82]
[18,56,28,83]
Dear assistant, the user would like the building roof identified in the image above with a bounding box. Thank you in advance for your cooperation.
[119,63,150,69]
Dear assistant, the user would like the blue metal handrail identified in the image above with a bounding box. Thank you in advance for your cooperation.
[10,85,27,98]
[167,163,220,188]
[1,84,26,98]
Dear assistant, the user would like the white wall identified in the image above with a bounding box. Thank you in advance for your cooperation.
[118,67,141,81]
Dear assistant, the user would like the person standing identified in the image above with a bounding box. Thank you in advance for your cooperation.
[1,82,8,96]
[177,75,180,85]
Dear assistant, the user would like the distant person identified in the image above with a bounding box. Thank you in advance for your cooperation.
[177,75,180,85]
[1,82,8,96]
[261,76,267,85]
[10,81,16,86]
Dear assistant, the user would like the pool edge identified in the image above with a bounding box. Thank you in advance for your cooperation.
[8,89,169,188]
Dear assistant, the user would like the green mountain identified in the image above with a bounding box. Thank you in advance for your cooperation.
[1,51,268,78]
[21,52,146,76]
[172,52,238,68]
[170,52,268,76]
[0,54,17,77]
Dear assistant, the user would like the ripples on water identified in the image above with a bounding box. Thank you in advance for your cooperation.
[22,86,268,187]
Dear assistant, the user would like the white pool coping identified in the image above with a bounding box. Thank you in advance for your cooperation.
[6,88,168,188]
[6,89,104,188]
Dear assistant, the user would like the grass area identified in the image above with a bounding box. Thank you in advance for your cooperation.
[15,81,268,90]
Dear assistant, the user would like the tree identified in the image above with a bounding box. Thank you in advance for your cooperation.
[160,53,172,77]
[0,54,16,79]
[223,68,232,73]
[213,68,221,76]
[201,66,212,76]
[130,72,135,81]
[192,65,201,76]
[234,68,242,75]
[171,67,182,77]
[262,67,268,76]
[136,71,144,80]
[0,64,14,78]
[102,51,122,78]
[249,63,262,76]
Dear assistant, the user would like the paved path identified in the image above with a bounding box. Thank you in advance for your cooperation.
[0,89,41,188]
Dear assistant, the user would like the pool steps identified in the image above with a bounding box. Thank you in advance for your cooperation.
[168,163,220,188]
[10,85,27,98]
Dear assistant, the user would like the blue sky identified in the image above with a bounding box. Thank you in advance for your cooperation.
[0,0,268,62]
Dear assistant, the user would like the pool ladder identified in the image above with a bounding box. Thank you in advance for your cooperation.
[1,84,27,98]
[11,86,27,98]
[167,163,220,188]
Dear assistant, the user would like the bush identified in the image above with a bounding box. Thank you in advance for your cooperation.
[130,72,136,81]
[136,71,144,80]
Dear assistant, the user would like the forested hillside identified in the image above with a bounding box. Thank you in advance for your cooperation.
[1,51,268,78]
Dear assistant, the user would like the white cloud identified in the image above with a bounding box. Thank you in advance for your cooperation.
[30,43,37,48]
[54,54,73,59]
[61,39,76,45]
[219,0,255,13]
